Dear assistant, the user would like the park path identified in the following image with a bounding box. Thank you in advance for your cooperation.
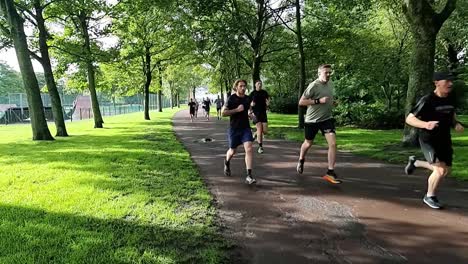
[173,110,468,264]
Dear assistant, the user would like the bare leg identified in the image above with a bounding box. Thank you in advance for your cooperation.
[256,122,263,144]
[226,148,236,162]
[415,160,434,171]
[427,162,449,197]
[324,133,337,170]
[299,139,313,160]
[244,141,253,170]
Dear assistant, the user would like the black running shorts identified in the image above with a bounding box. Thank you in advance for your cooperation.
[304,119,336,141]
[419,137,453,166]
[253,111,267,124]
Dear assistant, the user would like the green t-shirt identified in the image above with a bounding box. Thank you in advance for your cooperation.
[302,79,334,123]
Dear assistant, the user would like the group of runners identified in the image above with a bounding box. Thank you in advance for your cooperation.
[188,96,225,122]
[189,64,465,210]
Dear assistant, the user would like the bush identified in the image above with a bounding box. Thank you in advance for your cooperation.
[334,101,405,129]
[269,94,298,114]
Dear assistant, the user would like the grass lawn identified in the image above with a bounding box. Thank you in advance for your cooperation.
[0,109,228,263]
[267,113,468,181]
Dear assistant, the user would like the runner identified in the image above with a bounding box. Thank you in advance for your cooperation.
[405,71,464,209]
[222,79,256,185]
[215,95,224,120]
[203,97,211,120]
[188,98,196,122]
[296,64,342,184]
[250,80,270,154]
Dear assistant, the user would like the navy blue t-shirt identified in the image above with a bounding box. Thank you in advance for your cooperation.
[225,94,251,129]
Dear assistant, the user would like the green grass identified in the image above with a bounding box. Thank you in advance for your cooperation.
[0,109,228,263]
[268,113,468,181]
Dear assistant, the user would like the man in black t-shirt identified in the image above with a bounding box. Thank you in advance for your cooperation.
[405,72,464,209]
[188,98,196,122]
[215,95,224,120]
[249,80,270,154]
[203,97,211,120]
[222,79,256,185]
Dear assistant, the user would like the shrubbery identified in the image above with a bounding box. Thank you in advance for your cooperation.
[269,94,298,114]
[334,101,405,129]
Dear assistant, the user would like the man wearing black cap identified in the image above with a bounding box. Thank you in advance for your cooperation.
[405,72,465,209]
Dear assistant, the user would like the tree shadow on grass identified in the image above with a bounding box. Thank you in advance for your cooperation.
[0,204,229,264]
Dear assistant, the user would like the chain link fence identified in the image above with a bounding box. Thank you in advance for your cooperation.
[0,92,176,125]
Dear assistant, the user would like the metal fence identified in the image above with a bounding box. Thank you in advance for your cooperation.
[0,92,177,124]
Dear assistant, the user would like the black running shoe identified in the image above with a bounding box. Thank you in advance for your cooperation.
[296,162,304,174]
[224,160,231,176]
[405,156,416,175]
[423,195,442,209]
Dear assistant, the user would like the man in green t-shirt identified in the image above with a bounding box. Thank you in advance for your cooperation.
[296,64,341,184]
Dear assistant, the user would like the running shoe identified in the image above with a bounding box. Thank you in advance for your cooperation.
[224,160,231,176]
[296,162,304,174]
[245,175,257,185]
[423,195,442,209]
[405,156,416,175]
[322,171,342,184]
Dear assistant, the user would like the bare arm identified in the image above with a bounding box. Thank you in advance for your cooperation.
[298,96,329,106]
[222,105,243,117]
[454,113,465,133]
[405,113,438,130]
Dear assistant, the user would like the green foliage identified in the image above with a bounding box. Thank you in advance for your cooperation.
[334,101,405,129]
[0,61,23,94]
[0,110,229,263]
[269,94,298,114]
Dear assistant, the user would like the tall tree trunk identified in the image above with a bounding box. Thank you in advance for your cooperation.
[143,47,151,120]
[251,52,261,88]
[402,0,456,146]
[0,0,53,140]
[157,62,163,112]
[34,1,68,136]
[169,81,174,108]
[79,11,103,128]
[176,92,180,108]
[295,0,306,129]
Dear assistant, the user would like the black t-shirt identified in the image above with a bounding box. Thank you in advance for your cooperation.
[250,89,269,113]
[188,102,196,111]
[225,94,251,129]
[203,100,211,109]
[410,92,456,142]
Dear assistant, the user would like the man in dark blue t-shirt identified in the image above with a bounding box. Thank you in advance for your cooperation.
[405,72,465,209]
[250,80,270,154]
[222,79,256,185]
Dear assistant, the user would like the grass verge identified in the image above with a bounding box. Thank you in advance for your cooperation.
[0,109,228,263]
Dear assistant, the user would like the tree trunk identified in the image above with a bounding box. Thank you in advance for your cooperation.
[0,0,53,140]
[143,47,151,120]
[79,11,103,128]
[34,1,68,136]
[402,0,457,146]
[295,0,306,129]
[157,62,163,112]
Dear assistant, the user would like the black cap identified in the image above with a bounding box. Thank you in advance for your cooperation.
[433,72,454,81]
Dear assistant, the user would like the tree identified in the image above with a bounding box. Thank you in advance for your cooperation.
[0,0,53,140]
[402,0,457,145]
[16,0,69,136]
[50,0,109,128]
